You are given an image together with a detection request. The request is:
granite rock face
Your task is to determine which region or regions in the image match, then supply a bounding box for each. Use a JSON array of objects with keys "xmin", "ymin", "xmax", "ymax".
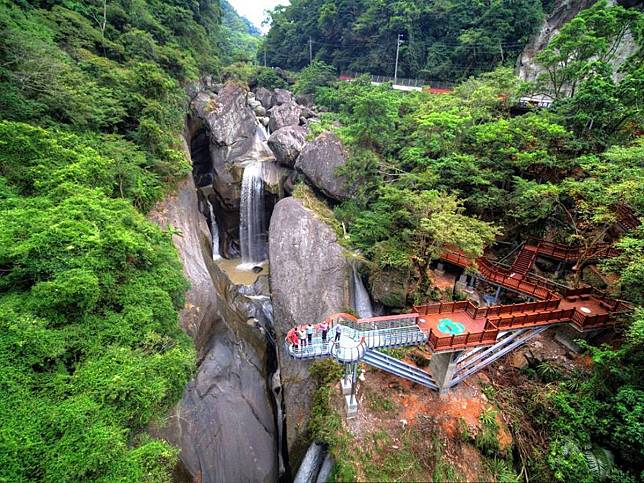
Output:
[
  {"xmin": 268, "ymin": 101, "xmax": 303, "ymax": 132},
  {"xmin": 255, "ymin": 86, "xmax": 275, "ymax": 109},
  {"xmin": 273, "ymin": 88, "xmax": 295, "ymax": 106},
  {"xmin": 268, "ymin": 125, "xmax": 308, "ymax": 167},
  {"xmin": 269, "ymin": 197, "xmax": 350, "ymax": 465},
  {"xmin": 188, "ymin": 82, "xmax": 278, "ymax": 257},
  {"xmin": 295, "ymin": 132, "xmax": 351, "ymax": 201},
  {"xmin": 149, "ymin": 169, "xmax": 278, "ymax": 483},
  {"xmin": 517, "ymin": 0, "xmax": 594, "ymax": 82}
]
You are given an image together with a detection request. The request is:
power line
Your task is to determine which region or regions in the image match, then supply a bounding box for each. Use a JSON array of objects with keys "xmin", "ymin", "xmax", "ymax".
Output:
[{"xmin": 309, "ymin": 39, "xmax": 528, "ymax": 49}]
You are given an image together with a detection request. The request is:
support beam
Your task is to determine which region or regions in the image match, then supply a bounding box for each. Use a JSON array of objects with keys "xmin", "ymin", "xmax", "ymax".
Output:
[
  {"xmin": 429, "ymin": 351, "xmax": 462, "ymax": 396},
  {"xmin": 342, "ymin": 363, "xmax": 359, "ymax": 418},
  {"xmin": 493, "ymin": 285, "xmax": 502, "ymax": 304}
]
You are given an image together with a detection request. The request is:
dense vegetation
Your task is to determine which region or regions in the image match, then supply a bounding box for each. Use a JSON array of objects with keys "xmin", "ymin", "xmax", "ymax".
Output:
[
  {"xmin": 220, "ymin": 0, "xmax": 261, "ymax": 62},
  {"xmin": 0, "ymin": 0, "xmax": 234, "ymax": 479},
  {"xmin": 263, "ymin": 0, "xmax": 551, "ymax": 81},
  {"xmin": 294, "ymin": 2, "xmax": 643, "ymax": 480}
]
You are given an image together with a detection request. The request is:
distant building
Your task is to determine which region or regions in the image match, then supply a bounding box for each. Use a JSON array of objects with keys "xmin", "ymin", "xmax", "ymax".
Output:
[{"xmin": 518, "ymin": 93, "xmax": 555, "ymax": 109}]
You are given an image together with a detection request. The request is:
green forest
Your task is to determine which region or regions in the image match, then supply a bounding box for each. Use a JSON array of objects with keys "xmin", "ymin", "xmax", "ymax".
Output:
[
  {"xmin": 0, "ymin": 0, "xmax": 227, "ymax": 479},
  {"xmin": 0, "ymin": 0, "xmax": 643, "ymax": 481},
  {"xmin": 263, "ymin": 0, "xmax": 551, "ymax": 80},
  {"xmin": 292, "ymin": 2, "xmax": 643, "ymax": 481}
]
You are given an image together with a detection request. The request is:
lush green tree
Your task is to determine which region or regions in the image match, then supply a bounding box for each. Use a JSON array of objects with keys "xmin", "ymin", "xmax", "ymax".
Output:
[
  {"xmin": 294, "ymin": 59, "xmax": 337, "ymax": 94},
  {"xmin": 0, "ymin": 121, "xmax": 194, "ymax": 481},
  {"xmin": 536, "ymin": 1, "xmax": 644, "ymax": 98},
  {"xmin": 263, "ymin": 0, "xmax": 545, "ymax": 82}
]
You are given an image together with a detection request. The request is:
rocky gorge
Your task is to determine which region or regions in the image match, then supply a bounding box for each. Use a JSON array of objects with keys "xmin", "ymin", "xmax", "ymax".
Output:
[{"xmin": 148, "ymin": 79, "xmax": 373, "ymax": 482}]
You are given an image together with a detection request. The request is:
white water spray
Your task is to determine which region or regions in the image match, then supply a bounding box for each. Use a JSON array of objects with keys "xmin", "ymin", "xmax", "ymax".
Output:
[
  {"xmin": 208, "ymin": 200, "xmax": 221, "ymax": 260},
  {"xmin": 239, "ymin": 161, "xmax": 267, "ymax": 269},
  {"xmin": 352, "ymin": 265, "xmax": 373, "ymax": 318}
]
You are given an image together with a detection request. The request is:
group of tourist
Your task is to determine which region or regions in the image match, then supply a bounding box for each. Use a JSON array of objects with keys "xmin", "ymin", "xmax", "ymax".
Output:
[{"xmin": 286, "ymin": 319, "xmax": 342, "ymax": 351}]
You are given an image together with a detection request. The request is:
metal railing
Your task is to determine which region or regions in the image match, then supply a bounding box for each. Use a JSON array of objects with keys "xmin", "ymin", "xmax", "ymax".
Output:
[
  {"xmin": 284, "ymin": 323, "xmax": 426, "ymax": 362},
  {"xmin": 339, "ymin": 72, "xmax": 456, "ymax": 90}
]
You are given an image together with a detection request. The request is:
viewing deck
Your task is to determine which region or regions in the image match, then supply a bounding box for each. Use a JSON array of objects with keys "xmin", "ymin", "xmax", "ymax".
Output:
[
  {"xmin": 285, "ymin": 285, "xmax": 629, "ymax": 359},
  {"xmin": 414, "ymin": 288, "xmax": 628, "ymax": 352}
]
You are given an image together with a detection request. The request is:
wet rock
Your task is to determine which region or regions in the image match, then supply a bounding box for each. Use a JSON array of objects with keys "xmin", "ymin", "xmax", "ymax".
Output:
[
  {"xmin": 370, "ymin": 267, "xmax": 410, "ymax": 308},
  {"xmin": 293, "ymin": 443, "xmax": 325, "ymax": 483},
  {"xmin": 149, "ymin": 166, "xmax": 278, "ymax": 482},
  {"xmin": 295, "ymin": 132, "xmax": 351, "ymax": 201},
  {"xmin": 269, "ymin": 197, "xmax": 350, "ymax": 465},
  {"xmin": 255, "ymin": 86, "xmax": 274, "ymax": 109},
  {"xmin": 269, "ymin": 102, "xmax": 303, "ymax": 131},
  {"xmin": 315, "ymin": 453, "xmax": 335, "ymax": 483},
  {"xmin": 163, "ymin": 324, "xmax": 278, "ymax": 483},
  {"xmin": 188, "ymin": 82, "xmax": 276, "ymax": 254},
  {"xmin": 268, "ymin": 125, "xmax": 308, "ymax": 167},
  {"xmin": 273, "ymin": 88, "xmax": 295, "ymax": 106}
]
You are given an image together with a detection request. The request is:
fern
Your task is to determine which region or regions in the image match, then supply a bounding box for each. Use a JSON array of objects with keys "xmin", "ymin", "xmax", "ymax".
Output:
[{"xmin": 583, "ymin": 446, "xmax": 614, "ymax": 479}]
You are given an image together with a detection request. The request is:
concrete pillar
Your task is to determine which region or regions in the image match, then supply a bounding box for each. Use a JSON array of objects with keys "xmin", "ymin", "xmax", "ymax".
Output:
[
  {"xmin": 340, "ymin": 363, "xmax": 353, "ymax": 395},
  {"xmin": 342, "ymin": 363, "xmax": 359, "ymax": 418},
  {"xmin": 454, "ymin": 274, "xmax": 468, "ymax": 294},
  {"xmin": 430, "ymin": 351, "xmax": 462, "ymax": 396}
]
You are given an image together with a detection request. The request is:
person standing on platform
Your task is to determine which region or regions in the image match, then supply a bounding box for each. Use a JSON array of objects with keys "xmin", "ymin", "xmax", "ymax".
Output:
[
  {"xmin": 319, "ymin": 320, "xmax": 329, "ymax": 344},
  {"xmin": 306, "ymin": 323, "xmax": 314, "ymax": 345},
  {"xmin": 298, "ymin": 327, "xmax": 306, "ymax": 348}
]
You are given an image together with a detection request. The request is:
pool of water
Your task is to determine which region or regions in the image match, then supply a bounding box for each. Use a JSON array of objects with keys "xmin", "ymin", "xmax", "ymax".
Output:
[{"xmin": 437, "ymin": 318, "xmax": 466, "ymax": 335}]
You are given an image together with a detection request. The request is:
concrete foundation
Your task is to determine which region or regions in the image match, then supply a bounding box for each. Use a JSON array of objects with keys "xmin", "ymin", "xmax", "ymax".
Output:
[
  {"xmin": 429, "ymin": 350, "xmax": 462, "ymax": 396},
  {"xmin": 344, "ymin": 395, "xmax": 358, "ymax": 419},
  {"xmin": 340, "ymin": 377, "xmax": 352, "ymax": 396}
]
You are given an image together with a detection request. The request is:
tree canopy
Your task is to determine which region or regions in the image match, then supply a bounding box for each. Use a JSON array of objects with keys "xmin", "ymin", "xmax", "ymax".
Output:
[{"xmin": 263, "ymin": 0, "xmax": 547, "ymax": 81}]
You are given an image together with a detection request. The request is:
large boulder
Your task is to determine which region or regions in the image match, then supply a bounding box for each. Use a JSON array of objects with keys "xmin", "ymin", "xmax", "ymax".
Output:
[
  {"xmin": 255, "ymin": 86, "xmax": 275, "ymax": 109},
  {"xmin": 295, "ymin": 132, "xmax": 351, "ymax": 201},
  {"xmin": 370, "ymin": 267, "xmax": 410, "ymax": 308},
  {"xmin": 189, "ymin": 83, "xmax": 274, "ymax": 210},
  {"xmin": 273, "ymin": 88, "xmax": 295, "ymax": 106},
  {"xmin": 268, "ymin": 102, "xmax": 302, "ymax": 132},
  {"xmin": 268, "ymin": 126, "xmax": 308, "ymax": 167},
  {"xmin": 189, "ymin": 82, "xmax": 278, "ymax": 256},
  {"xmin": 269, "ymin": 197, "xmax": 350, "ymax": 465}
]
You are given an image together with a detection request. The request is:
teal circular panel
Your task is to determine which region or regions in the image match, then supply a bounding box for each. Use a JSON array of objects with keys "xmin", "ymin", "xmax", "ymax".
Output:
[{"xmin": 437, "ymin": 318, "xmax": 466, "ymax": 335}]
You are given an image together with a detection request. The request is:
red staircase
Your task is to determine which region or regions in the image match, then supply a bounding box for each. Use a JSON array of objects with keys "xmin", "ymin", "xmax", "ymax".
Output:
[
  {"xmin": 614, "ymin": 204, "xmax": 640, "ymax": 234},
  {"xmin": 533, "ymin": 240, "xmax": 621, "ymax": 261},
  {"xmin": 510, "ymin": 244, "xmax": 538, "ymax": 275}
]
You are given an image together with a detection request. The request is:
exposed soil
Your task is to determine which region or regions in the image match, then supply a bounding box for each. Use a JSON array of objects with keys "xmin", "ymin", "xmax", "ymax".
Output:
[{"xmin": 328, "ymin": 328, "xmax": 592, "ymax": 481}]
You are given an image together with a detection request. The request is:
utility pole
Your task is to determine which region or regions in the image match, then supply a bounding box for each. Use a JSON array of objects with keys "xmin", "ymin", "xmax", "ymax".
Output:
[
  {"xmin": 309, "ymin": 37, "xmax": 313, "ymax": 65},
  {"xmin": 394, "ymin": 33, "xmax": 403, "ymax": 85}
]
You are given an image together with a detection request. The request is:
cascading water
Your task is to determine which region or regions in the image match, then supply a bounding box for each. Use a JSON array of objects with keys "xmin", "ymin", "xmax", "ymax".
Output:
[
  {"xmin": 352, "ymin": 264, "xmax": 374, "ymax": 318},
  {"xmin": 239, "ymin": 161, "xmax": 267, "ymax": 269},
  {"xmin": 207, "ymin": 200, "xmax": 221, "ymax": 260}
]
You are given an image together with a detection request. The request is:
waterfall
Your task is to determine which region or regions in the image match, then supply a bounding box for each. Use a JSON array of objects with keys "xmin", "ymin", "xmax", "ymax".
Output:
[
  {"xmin": 207, "ymin": 200, "xmax": 221, "ymax": 260},
  {"xmin": 352, "ymin": 265, "xmax": 373, "ymax": 318},
  {"xmin": 239, "ymin": 161, "xmax": 267, "ymax": 268}
]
